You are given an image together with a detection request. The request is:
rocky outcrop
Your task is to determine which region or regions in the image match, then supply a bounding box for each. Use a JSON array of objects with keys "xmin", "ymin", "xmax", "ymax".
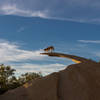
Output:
[
  {"xmin": 58, "ymin": 62, "xmax": 100, "ymax": 100},
  {"xmin": 0, "ymin": 72, "xmax": 59, "ymax": 100},
  {"xmin": 41, "ymin": 52, "xmax": 95, "ymax": 63},
  {"xmin": 1, "ymin": 62, "xmax": 100, "ymax": 100}
]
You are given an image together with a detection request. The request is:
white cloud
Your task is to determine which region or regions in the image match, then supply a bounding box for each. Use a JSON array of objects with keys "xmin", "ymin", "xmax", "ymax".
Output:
[
  {"xmin": 0, "ymin": 4, "xmax": 48, "ymax": 18},
  {"xmin": 0, "ymin": 0, "xmax": 100, "ymax": 23},
  {"xmin": 0, "ymin": 39, "xmax": 71, "ymax": 76},
  {"xmin": 0, "ymin": 39, "xmax": 46, "ymax": 63},
  {"xmin": 78, "ymin": 40, "xmax": 100, "ymax": 44},
  {"xmin": 12, "ymin": 63, "xmax": 66, "ymax": 76}
]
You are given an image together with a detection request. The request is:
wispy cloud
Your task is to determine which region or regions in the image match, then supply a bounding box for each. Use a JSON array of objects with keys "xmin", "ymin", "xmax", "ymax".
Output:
[
  {"xmin": 0, "ymin": 4, "xmax": 48, "ymax": 18},
  {"xmin": 0, "ymin": 39, "xmax": 46, "ymax": 63},
  {"xmin": 12, "ymin": 63, "xmax": 66, "ymax": 76},
  {"xmin": 0, "ymin": 39, "xmax": 70, "ymax": 75},
  {"xmin": 0, "ymin": 0, "xmax": 100, "ymax": 23},
  {"xmin": 78, "ymin": 40, "xmax": 100, "ymax": 44},
  {"xmin": 0, "ymin": 38, "xmax": 77, "ymax": 76},
  {"xmin": 17, "ymin": 27, "xmax": 25, "ymax": 32}
]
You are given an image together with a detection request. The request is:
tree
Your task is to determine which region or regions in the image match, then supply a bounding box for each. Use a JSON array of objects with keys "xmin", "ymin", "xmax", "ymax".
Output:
[
  {"xmin": 18, "ymin": 72, "xmax": 42, "ymax": 85},
  {"xmin": 0, "ymin": 64, "xmax": 16, "ymax": 94},
  {"xmin": 0, "ymin": 64, "xmax": 43, "ymax": 95},
  {"xmin": 8, "ymin": 76, "xmax": 20, "ymax": 89}
]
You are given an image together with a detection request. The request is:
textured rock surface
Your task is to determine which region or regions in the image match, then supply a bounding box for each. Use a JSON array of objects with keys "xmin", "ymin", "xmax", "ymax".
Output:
[
  {"xmin": 58, "ymin": 62, "xmax": 100, "ymax": 100},
  {"xmin": 0, "ymin": 73, "xmax": 59, "ymax": 100},
  {"xmin": 1, "ymin": 62, "xmax": 100, "ymax": 100}
]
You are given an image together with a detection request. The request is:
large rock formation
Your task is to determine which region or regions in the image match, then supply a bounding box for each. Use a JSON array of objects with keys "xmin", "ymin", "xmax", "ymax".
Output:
[
  {"xmin": 1, "ymin": 52, "xmax": 100, "ymax": 100},
  {"xmin": 0, "ymin": 72, "xmax": 59, "ymax": 100},
  {"xmin": 58, "ymin": 62, "xmax": 100, "ymax": 100},
  {"xmin": 1, "ymin": 62, "xmax": 100, "ymax": 100}
]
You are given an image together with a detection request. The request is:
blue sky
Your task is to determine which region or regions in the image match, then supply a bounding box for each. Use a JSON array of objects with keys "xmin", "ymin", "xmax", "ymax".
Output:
[{"xmin": 0, "ymin": 0, "xmax": 100, "ymax": 76}]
